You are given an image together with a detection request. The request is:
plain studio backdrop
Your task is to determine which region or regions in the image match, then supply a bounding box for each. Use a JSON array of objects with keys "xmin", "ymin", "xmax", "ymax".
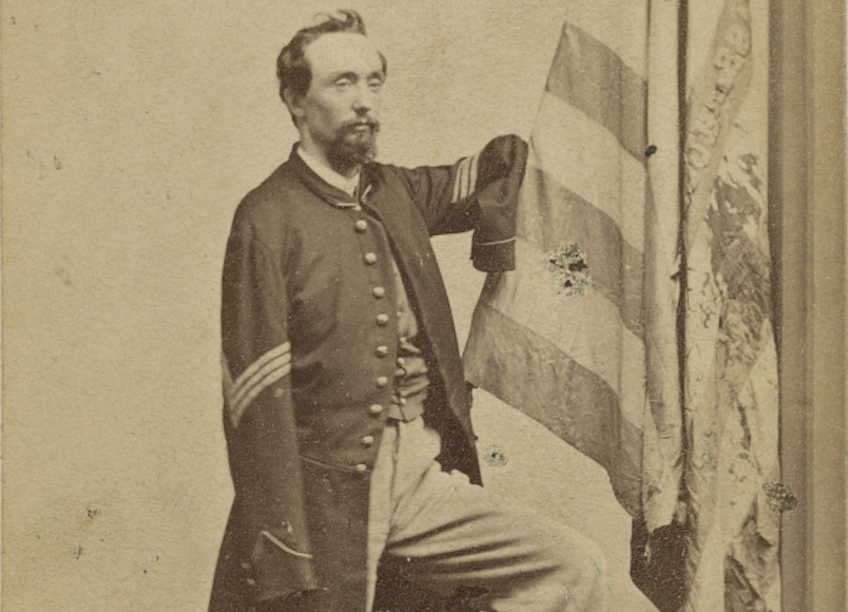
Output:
[{"xmin": 2, "ymin": 1, "xmax": 658, "ymax": 610}]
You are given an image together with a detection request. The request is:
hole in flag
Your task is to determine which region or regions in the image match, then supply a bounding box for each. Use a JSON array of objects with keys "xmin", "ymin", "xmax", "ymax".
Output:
[
  {"xmin": 763, "ymin": 482, "xmax": 798, "ymax": 512},
  {"xmin": 547, "ymin": 244, "xmax": 591, "ymax": 296},
  {"xmin": 482, "ymin": 445, "xmax": 508, "ymax": 467}
]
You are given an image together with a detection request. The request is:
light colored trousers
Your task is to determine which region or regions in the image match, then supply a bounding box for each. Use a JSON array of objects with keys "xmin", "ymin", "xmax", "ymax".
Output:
[{"xmin": 366, "ymin": 418, "xmax": 611, "ymax": 612}]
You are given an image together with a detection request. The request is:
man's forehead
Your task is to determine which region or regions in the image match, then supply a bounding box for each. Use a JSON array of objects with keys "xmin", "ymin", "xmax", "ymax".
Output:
[{"xmin": 305, "ymin": 32, "xmax": 384, "ymax": 75}]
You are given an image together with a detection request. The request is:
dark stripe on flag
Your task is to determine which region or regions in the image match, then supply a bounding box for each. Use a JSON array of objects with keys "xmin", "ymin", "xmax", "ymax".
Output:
[
  {"xmin": 466, "ymin": 302, "xmax": 644, "ymax": 516},
  {"xmin": 518, "ymin": 165, "xmax": 645, "ymax": 340},
  {"xmin": 546, "ymin": 22, "xmax": 647, "ymax": 160}
]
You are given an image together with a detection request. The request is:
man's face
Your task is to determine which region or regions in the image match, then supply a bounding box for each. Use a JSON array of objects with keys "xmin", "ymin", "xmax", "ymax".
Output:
[{"xmin": 290, "ymin": 32, "xmax": 385, "ymax": 174}]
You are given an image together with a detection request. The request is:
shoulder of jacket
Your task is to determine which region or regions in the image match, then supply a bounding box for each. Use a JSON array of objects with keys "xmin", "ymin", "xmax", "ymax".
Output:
[
  {"xmin": 228, "ymin": 162, "xmax": 306, "ymax": 248},
  {"xmin": 364, "ymin": 161, "xmax": 418, "ymax": 198},
  {"xmin": 235, "ymin": 159, "xmax": 313, "ymax": 219}
]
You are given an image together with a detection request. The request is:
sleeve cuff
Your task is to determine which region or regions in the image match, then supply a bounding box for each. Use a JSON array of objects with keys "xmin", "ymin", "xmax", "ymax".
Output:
[{"xmin": 471, "ymin": 237, "xmax": 516, "ymax": 272}]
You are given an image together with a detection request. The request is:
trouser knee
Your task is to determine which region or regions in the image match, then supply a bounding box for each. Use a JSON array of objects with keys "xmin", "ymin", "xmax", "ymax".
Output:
[{"xmin": 541, "ymin": 526, "xmax": 609, "ymax": 606}]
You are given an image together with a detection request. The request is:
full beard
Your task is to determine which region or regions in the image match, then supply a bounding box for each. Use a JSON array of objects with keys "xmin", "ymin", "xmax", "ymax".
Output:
[{"xmin": 327, "ymin": 119, "xmax": 380, "ymax": 175}]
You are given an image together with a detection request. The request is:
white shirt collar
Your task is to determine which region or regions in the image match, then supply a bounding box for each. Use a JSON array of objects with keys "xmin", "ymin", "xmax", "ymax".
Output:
[{"xmin": 296, "ymin": 145, "xmax": 360, "ymax": 199}]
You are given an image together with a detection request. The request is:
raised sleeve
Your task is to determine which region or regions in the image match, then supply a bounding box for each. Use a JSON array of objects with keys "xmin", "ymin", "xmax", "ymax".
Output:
[
  {"xmin": 395, "ymin": 134, "xmax": 528, "ymax": 271},
  {"xmin": 220, "ymin": 214, "xmax": 318, "ymax": 602}
]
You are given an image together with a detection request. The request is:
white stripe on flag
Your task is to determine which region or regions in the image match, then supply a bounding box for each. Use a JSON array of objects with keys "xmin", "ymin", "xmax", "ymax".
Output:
[
  {"xmin": 495, "ymin": 239, "xmax": 648, "ymax": 425},
  {"xmin": 530, "ymin": 92, "xmax": 646, "ymax": 251}
]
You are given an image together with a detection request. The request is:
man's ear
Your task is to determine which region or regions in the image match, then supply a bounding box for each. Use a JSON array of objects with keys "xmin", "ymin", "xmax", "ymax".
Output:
[{"xmin": 282, "ymin": 88, "xmax": 306, "ymax": 121}]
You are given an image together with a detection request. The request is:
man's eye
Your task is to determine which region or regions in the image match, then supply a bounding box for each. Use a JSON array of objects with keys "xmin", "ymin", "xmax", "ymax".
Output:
[
  {"xmin": 368, "ymin": 80, "xmax": 384, "ymax": 91},
  {"xmin": 335, "ymin": 80, "xmax": 352, "ymax": 90}
]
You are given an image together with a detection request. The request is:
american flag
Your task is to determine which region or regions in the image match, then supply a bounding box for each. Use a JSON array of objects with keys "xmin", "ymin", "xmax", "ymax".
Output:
[{"xmin": 463, "ymin": 1, "xmax": 780, "ymax": 609}]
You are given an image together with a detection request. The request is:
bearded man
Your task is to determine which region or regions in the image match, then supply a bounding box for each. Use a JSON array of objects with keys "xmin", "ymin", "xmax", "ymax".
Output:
[{"xmin": 210, "ymin": 10, "xmax": 609, "ymax": 612}]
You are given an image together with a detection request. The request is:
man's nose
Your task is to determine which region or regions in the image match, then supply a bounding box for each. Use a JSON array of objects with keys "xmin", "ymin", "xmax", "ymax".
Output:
[{"xmin": 352, "ymin": 84, "xmax": 378, "ymax": 114}]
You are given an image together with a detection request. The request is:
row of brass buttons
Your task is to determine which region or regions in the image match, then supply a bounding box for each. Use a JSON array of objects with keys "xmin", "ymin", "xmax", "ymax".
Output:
[{"xmin": 356, "ymin": 217, "xmax": 387, "ymax": 474}]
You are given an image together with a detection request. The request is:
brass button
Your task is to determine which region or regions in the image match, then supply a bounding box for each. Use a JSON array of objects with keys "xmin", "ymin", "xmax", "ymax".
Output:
[
  {"xmin": 399, "ymin": 397, "xmax": 407, "ymax": 406},
  {"xmin": 376, "ymin": 313, "xmax": 389, "ymax": 326},
  {"xmin": 362, "ymin": 435, "xmax": 375, "ymax": 447},
  {"xmin": 246, "ymin": 578, "xmax": 256, "ymax": 587},
  {"xmin": 241, "ymin": 562, "xmax": 251, "ymax": 571},
  {"xmin": 355, "ymin": 220, "xmax": 368, "ymax": 232},
  {"xmin": 396, "ymin": 357, "xmax": 407, "ymax": 366},
  {"xmin": 375, "ymin": 345, "xmax": 389, "ymax": 357},
  {"xmin": 399, "ymin": 336, "xmax": 407, "ymax": 344},
  {"xmin": 376, "ymin": 376, "xmax": 388, "ymax": 388},
  {"xmin": 364, "ymin": 252, "xmax": 378, "ymax": 265},
  {"xmin": 372, "ymin": 286, "xmax": 386, "ymax": 299},
  {"xmin": 355, "ymin": 463, "xmax": 368, "ymax": 473},
  {"xmin": 369, "ymin": 403, "xmax": 384, "ymax": 415}
]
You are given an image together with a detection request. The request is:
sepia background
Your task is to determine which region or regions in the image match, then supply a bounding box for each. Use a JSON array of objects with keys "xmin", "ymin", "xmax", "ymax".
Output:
[{"xmin": 1, "ymin": 1, "xmax": 667, "ymax": 610}]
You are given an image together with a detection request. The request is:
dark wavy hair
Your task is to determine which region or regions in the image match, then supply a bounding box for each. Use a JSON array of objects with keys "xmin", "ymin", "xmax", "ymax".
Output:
[{"xmin": 276, "ymin": 10, "xmax": 387, "ymax": 117}]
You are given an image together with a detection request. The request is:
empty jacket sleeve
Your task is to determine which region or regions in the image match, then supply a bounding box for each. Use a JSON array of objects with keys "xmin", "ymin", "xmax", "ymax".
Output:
[{"xmin": 395, "ymin": 134, "xmax": 528, "ymax": 272}]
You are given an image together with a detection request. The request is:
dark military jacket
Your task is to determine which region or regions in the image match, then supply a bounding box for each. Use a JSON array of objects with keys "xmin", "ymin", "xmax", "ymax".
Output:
[{"xmin": 210, "ymin": 136, "xmax": 527, "ymax": 612}]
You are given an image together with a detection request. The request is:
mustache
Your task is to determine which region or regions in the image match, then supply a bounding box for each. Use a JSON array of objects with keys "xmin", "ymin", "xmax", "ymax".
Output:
[{"xmin": 340, "ymin": 118, "xmax": 380, "ymax": 133}]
